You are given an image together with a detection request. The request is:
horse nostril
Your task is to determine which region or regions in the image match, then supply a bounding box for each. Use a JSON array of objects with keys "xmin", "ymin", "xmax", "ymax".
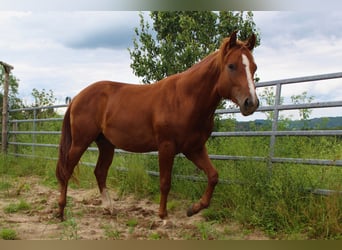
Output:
[{"xmin": 244, "ymin": 98, "xmax": 250, "ymax": 108}]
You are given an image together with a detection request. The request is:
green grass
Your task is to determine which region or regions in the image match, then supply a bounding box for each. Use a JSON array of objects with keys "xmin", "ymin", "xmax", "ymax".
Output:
[
  {"xmin": 102, "ymin": 224, "xmax": 121, "ymax": 240},
  {"xmin": 4, "ymin": 199, "xmax": 31, "ymax": 214},
  {"xmin": 126, "ymin": 218, "xmax": 138, "ymax": 234},
  {"xmin": 59, "ymin": 197, "xmax": 80, "ymax": 240},
  {"xmin": 0, "ymin": 181, "xmax": 12, "ymax": 191},
  {"xmin": 126, "ymin": 218, "xmax": 138, "ymax": 227},
  {"xmin": 149, "ymin": 232, "xmax": 161, "ymax": 240},
  {"xmin": 0, "ymin": 228, "xmax": 18, "ymax": 240},
  {"xmin": 204, "ymin": 161, "xmax": 342, "ymax": 239}
]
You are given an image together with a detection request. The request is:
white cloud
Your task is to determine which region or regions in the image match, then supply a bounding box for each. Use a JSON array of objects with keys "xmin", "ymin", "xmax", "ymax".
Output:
[
  {"xmin": 255, "ymin": 36, "xmax": 342, "ymax": 79},
  {"xmin": 253, "ymin": 11, "xmax": 342, "ymax": 101},
  {"xmin": 0, "ymin": 0, "xmax": 118, "ymax": 11},
  {"xmin": 250, "ymin": 11, "xmax": 342, "ymax": 120},
  {"xmin": 15, "ymin": 47, "xmax": 139, "ymax": 104},
  {"xmin": 0, "ymin": 11, "xmax": 141, "ymax": 104},
  {"xmin": 0, "ymin": 11, "xmax": 139, "ymax": 50}
]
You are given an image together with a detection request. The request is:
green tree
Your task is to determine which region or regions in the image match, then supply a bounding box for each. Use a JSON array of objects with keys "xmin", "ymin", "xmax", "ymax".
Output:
[
  {"xmin": 290, "ymin": 91, "xmax": 314, "ymax": 129},
  {"xmin": 290, "ymin": 91, "xmax": 314, "ymax": 121},
  {"xmin": 31, "ymin": 88, "xmax": 56, "ymax": 107},
  {"xmin": 129, "ymin": 11, "xmax": 260, "ymax": 84},
  {"xmin": 259, "ymin": 87, "xmax": 315, "ymax": 130},
  {"xmin": 259, "ymin": 87, "xmax": 284, "ymax": 121},
  {"xmin": 30, "ymin": 88, "xmax": 57, "ymax": 118},
  {"xmin": 0, "ymin": 66, "xmax": 23, "ymax": 110}
]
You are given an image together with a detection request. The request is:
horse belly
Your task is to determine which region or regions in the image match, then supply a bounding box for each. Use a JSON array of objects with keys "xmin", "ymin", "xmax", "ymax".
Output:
[
  {"xmin": 116, "ymin": 134, "xmax": 157, "ymax": 153},
  {"xmin": 103, "ymin": 121, "xmax": 157, "ymax": 153}
]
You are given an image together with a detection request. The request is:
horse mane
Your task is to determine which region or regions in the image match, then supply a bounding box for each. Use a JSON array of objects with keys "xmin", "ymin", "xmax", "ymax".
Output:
[
  {"xmin": 184, "ymin": 51, "xmax": 220, "ymax": 75},
  {"xmin": 184, "ymin": 36, "xmax": 246, "ymax": 76}
]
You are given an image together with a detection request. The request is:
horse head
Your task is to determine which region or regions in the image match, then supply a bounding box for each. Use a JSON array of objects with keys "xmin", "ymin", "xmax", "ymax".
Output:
[{"xmin": 217, "ymin": 31, "xmax": 259, "ymax": 116}]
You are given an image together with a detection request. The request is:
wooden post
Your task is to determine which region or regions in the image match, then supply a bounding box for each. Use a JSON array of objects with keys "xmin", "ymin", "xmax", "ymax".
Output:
[
  {"xmin": 1, "ymin": 61, "xmax": 14, "ymax": 154},
  {"xmin": 12, "ymin": 122, "xmax": 18, "ymax": 156}
]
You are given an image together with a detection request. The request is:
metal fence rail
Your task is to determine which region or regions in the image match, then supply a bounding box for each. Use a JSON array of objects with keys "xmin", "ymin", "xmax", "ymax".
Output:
[{"xmin": 5, "ymin": 72, "xmax": 342, "ymax": 170}]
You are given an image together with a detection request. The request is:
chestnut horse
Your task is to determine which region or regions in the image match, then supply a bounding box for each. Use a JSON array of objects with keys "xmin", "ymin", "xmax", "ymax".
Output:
[{"xmin": 56, "ymin": 31, "xmax": 259, "ymax": 221}]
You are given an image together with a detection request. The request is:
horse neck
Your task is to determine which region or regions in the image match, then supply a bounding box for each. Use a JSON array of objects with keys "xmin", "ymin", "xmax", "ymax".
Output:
[{"xmin": 180, "ymin": 52, "xmax": 222, "ymax": 118}]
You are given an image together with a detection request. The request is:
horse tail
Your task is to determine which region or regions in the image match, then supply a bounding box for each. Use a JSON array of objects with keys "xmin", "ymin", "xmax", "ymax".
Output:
[{"xmin": 56, "ymin": 106, "xmax": 72, "ymax": 184}]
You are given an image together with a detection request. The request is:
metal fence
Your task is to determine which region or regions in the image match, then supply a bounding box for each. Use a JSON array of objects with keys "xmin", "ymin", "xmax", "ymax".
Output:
[
  {"xmin": 213, "ymin": 72, "xmax": 342, "ymax": 168},
  {"xmin": 5, "ymin": 72, "xmax": 342, "ymax": 176}
]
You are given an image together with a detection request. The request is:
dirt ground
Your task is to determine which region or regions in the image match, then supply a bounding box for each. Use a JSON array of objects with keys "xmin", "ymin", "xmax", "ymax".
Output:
[{"xmin": 0, "ymin": 176, "xmax": 268, "ymax": 240}]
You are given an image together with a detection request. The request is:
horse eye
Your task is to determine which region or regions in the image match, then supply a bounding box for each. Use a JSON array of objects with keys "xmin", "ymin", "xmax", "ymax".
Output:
[{"xmin": 228, "ymin": 64, "xmax": 236, "ymax": 70}]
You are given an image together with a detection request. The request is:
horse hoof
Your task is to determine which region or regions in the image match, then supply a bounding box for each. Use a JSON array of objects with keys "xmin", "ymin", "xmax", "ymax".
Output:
[
  {"xmin": 159, "ymin": 212, "xmax": 168, "ymax": 220},
  {"xmin": 187, "ymin": 205, "xmax": 195, "ymax": 217},
  {"xmin": 55, "ymin": 212, "xmax": 64, "ymax": 222}
]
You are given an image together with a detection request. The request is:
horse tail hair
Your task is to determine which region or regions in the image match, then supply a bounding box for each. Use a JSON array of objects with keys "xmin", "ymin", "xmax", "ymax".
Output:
[{"xmin": 56, "ymin": 106, "xmax": 72, "ymax": 184}]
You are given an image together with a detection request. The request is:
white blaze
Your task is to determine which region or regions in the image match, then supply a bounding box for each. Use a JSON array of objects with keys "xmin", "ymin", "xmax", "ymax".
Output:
[{"xmin": 242, "ymin": 54, "xmax": 256, "ymax": 102}]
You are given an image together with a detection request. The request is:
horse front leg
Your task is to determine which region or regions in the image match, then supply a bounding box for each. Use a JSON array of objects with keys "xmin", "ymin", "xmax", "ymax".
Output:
[
  {"xmin": 185, "ymin": 146, "xmax": 218, "ymax": 217},
  {"xmin": 158, "ymin": 141, "xmax": 176, "ymax": 219}
]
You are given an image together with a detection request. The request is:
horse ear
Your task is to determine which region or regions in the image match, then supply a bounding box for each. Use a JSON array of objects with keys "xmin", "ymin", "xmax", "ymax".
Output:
[
  {"xmin": 246, "ymin": 33, "xmax": 256, "ymax": 51},
  {"xmin": 220, "ymin": 31, "xmax": 238, "ymax": 67},
  {"xmin": 228, "ymin": 30, "xmax": 238, "ymax": 49}
]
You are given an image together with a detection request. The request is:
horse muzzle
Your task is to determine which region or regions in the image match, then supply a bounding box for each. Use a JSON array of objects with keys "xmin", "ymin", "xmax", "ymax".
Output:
[{"xmin": 240, "ymin": 97, "xmax": 259, "ymax": 116}]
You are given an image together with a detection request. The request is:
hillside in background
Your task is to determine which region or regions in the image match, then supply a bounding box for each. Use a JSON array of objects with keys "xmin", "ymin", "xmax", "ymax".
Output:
[
  {"xmin": 219, "ymin": 117, "xmax": 342, "ymax": 131},
  {"xmin": 285, "ymin": 117, "xmax": 342, "ymax": 130}
]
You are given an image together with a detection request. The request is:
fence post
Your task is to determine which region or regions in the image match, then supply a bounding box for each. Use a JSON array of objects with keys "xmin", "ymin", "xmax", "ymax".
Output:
[
  {"xmin": 1, "ymin": 61, "xmax": 14, "ymax": 154},
  {"xmin": 32, "ymin": 108, "xmax": 37, "ymax": 156},
  {"xmin": 12, "ymin": 122, "xmax": 18, "ymax": 156},
  {"xmin": 268, "ymin": 82, "xmax": 282, "ymax": 174}
]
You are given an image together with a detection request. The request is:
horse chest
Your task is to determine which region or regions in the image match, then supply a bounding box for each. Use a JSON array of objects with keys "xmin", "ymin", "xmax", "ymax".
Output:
[{"xmin": 174, "ymin": 117, "xmax": 213, "ymax": 152}]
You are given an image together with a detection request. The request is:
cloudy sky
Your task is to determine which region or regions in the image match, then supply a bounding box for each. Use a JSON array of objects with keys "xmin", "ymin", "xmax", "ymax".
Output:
[{"xmin": 0, "ymin": 10, "xmax": 341, "ymax": 119}]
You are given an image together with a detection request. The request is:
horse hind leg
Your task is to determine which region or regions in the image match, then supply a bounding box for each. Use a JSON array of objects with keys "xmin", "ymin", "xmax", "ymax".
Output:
[
  {"xmin": 56, "ymin": 144, "xmax": 89, "ymax": 220},
  {"xmin": 94, "ymin": 135, "xmax": 115, "ymax": 213}
]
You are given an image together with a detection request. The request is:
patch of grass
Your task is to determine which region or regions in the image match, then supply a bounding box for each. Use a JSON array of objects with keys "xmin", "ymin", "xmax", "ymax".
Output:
[
  {"xmin": 126, "ymin": 218, "xmax": 138, "ymax": 227},
  {"xmin": 4, "ymin": 199, "xmax": 31, "ymax": 213},
  {"xmin": 0, "ymin": 181, "xmax": 12, "ymax": 191},
  {"xmin": 14, "ymin": 181, "xmax": 31, "ymax": 196},
  {"xmin": 60, "ymin": 207, "xmax": 80, "ymax": 240},
  {"xmin": 196, "ymin": 221, "xmax": 220, "ymax": 240},
  {"xmin": 205, "ymin": 161, "xmax": 342, "ymax": 239},
  {"xmin": 0, "ymin": 179, "xmax": 12, "ymax": 198},
  {"xmin": 166, "ymin": 199, "xmax": 182, "ymax": 213},
  {"xmin": 149, "ymin": 232, "xmax": 161, "ymax": 240},
  {"xmin": 113, "ymin": 157, "xmax": 157, "ymax": 198},
  {"xmin": 202, "ymin": 207, "xmax": 232, "ymax": 223},
  {"xmin": 0, "ymin": 228, "xmax": 18, "ymax": 240},
  {"xmin": 126, "ymin": 218, "xmax": 138, "ymax": 234},
  {"xmin": 102, "ymin": 224, "xmax": 121, "ymax": 240}
]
